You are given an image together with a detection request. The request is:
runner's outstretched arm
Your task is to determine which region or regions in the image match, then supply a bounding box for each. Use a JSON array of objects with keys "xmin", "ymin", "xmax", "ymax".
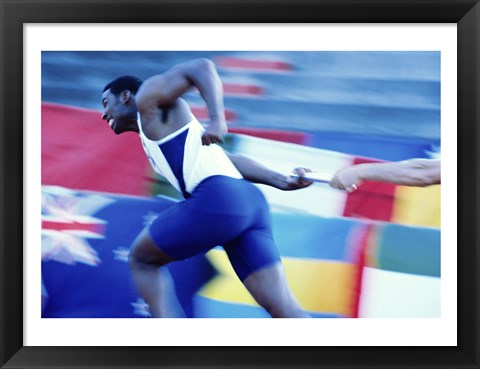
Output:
[
  {"xmin": 327, "ymin": 158, "xmax": 441, "ymax": 191},
  {"xmin": 227, "ymin": 153, "xmax": 313, "ymax": 191}
]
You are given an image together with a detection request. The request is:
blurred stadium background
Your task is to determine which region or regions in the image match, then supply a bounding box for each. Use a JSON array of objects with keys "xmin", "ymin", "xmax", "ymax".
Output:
[{"xmin": 41, "ymin": 51, "xmax": 440, "ymax": 318}]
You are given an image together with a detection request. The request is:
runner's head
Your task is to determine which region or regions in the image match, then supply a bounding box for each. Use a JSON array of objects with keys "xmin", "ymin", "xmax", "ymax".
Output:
[{"xmin": 101, "ymin": 76, "xmax": 143, "ymax": 134}]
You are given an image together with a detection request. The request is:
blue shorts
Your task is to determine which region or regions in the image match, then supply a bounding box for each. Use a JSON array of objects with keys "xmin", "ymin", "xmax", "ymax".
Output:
[{"xmin": 148, "ymin": 175, "xmax": 281, "ymax": 281}]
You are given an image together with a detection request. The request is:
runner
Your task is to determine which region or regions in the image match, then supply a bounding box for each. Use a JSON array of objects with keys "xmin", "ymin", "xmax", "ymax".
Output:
[{"xmin": 101, "ymin": 58, "xmax": 312, "ymax": 317}]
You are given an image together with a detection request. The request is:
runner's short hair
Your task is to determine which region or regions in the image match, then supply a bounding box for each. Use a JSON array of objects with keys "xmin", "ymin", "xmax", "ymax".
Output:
[{"xmin": 103, "ymin": 76, "xmax": 143, "ymax": 96}]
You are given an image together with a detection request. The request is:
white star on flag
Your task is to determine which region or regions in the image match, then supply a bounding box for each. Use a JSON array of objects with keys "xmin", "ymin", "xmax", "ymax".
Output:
[
  {"xmin": 113, "ymin": 247, "xmax": 130, "ymax": 263},
  {"xmin": 131, "ymin": 298, "xmax": 152, "ymax": 317},
  {"xmin": 142, "ymin": 211, "xmax": 159, "ymax": 226}
]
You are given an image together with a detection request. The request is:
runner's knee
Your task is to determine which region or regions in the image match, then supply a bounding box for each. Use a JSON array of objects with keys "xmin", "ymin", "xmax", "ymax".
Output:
[{"xmin": 129, "ymin": 231, "xmax": 174, "ymax": 268}]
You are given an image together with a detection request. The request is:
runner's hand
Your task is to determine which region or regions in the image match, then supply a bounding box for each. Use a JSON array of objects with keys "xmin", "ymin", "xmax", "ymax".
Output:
[
  {"xmin": 283, "ymin": 174, "xmax": 313, "ymax": 191},
  {"xmin": 329, "ymin": 167, "xmax": 362, "ymax": 192},
  {"xmin": 202, "ymin": 123, "xmax": 227, "ymax": 145}
]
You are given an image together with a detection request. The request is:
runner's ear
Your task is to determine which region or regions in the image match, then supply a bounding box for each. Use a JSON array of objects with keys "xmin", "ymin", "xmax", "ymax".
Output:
[{"xmin": 120, "ymin": 90, "xmax": 132, "ymax": 104}]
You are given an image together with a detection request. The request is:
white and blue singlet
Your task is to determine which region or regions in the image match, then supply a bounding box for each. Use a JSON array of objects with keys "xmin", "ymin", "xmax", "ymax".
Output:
[{"xmin": 138, "ymin": 115, "xmax": 281, "ymax": 281}]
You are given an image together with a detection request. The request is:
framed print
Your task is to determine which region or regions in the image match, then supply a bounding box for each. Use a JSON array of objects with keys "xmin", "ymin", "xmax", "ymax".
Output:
[{"xmin": 1, "ymin": 0, "xmax": 479, "ymax": 368}]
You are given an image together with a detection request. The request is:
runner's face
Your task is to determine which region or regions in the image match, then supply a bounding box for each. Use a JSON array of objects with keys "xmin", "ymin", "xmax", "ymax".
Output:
[{"xmin": 101, "ymin": 89, "xmax": 136, "ymax": 134}]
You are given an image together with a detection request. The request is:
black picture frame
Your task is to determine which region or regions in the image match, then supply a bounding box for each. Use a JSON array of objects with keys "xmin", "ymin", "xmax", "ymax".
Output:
[{"xmin": 1, "ymin": 1, "xmax": 479, "ymax": 368}]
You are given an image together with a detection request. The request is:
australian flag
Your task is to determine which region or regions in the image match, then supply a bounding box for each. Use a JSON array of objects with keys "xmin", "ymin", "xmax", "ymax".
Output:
[{"xmin": 41, "ymin": 186, "xmax": 215, "ymax": 318}]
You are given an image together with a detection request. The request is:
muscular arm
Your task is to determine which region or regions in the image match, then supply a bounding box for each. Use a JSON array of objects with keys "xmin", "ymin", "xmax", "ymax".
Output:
[
  {"xmin": 227, "ymin": 153, "xmax": 312, "ymax": 191},
  {"xmin": 135, "ymin": 58, "xmax": 227, "ymax": 144},
  {"xmin": 329, "ymin": 158, "xmax": 441, "ymax": 190}
]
